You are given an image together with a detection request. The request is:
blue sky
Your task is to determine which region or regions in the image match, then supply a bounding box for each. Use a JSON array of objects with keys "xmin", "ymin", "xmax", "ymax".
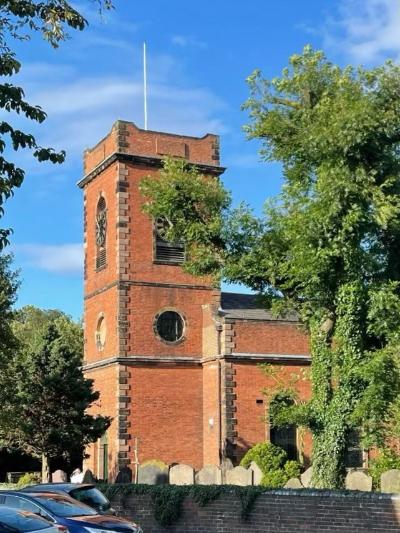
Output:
[{"xmin": 3, "ymin": 0, "xmax": 400, "ymax": 319}]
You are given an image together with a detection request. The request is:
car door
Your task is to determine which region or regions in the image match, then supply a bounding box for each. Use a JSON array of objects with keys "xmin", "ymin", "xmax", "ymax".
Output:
[{"xmin": 2, "ymin": 495, "xmax": 54, "ymax": 523}]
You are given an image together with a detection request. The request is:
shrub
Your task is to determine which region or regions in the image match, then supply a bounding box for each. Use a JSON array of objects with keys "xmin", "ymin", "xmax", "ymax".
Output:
[
  {"xmin": 16, "ymin": 472, "xmax": 41, "ymax": 488},
  {"xmin": 240, "ymin": 442, "xmax": 301, "ymax": 488},
  {"xmin": 368, "ymin": 449, "xmax": 400, "ymax": 490}
]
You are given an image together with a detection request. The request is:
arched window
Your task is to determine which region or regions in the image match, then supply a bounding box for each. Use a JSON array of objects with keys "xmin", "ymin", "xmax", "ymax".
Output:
[
  {"xmin": 95, "ymin": 196, "xmax": 107, "ymax": 270},
  {"xmin": 269, "ymin": 395, "xmax": 298, "ymax": 460},
  {"xmin": 154, "ymin": 216, "xmax": 185, "ymax": 264}
]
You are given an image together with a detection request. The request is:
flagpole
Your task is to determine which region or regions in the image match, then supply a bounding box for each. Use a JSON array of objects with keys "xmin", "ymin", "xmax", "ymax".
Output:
[{"xmin": 143, "ymin": 42, "xmax": 148, "ymax": 130}]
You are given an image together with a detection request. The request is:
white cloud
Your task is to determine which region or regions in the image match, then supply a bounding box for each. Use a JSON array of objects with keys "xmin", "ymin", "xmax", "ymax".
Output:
[
  {"xmin": 22, "ymin": 69, "xmax": 227, "ymax": 155},
  {"xmin": 15, "ymin": 244, "xmax": 83, "ymax": 274},
  {"xmin": 324, "ymin": 0, "xmax": 400, "ymax": 62},
  {"xmin": 171, "ymin": 35, "xmax": 206, "ymax": 48}
]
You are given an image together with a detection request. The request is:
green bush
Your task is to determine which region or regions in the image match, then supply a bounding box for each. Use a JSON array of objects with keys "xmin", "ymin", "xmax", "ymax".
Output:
[
  {"xmin": 368, "ymin": 449, "xmax": 400, "ymax": 490},
  {"xmin": 240, "ymin": 442, "xmax": 301, "ymax": 488},
  {"xmin": 16, "ymin": 472, "xmax": 41, "ymax": 488}
]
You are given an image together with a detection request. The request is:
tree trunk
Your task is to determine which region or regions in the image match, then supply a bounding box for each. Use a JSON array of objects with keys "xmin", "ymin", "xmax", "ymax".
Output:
[
  {"xmin": 311, "ymin": 421, "xmax": 347, "ymax": 489},
  {"xmin": 41, "ymin": 454, "xmax": 50, "ymax": 482}
]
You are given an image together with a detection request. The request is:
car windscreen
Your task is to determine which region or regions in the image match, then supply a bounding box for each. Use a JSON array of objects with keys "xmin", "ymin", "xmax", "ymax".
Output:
[
  {"xmin": 69, "ymin": 487, "xmax": 110, "ymax": 510},
  {"xmin": 0, "ymin": 508, "xmax": 52, "ymax": 532},
  {"xmin": 28, "ymin": 494, "xmax": 97, "ymax": 517}
]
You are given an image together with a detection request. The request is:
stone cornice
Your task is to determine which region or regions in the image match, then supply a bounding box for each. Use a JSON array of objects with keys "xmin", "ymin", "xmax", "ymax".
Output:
[
  {"xmin": 84, "ymin": 279, "xmax": 215, "ymax": 300},
  {"xmin": 83, "ymin": 352, "xmax": 311, "ymax": 372},
  {"xmin": 77, "ymin": 152, "xmax": 226, "ymax": 189}
]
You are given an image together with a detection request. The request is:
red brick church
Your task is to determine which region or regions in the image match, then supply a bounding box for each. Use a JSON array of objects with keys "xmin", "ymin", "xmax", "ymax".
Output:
[{"xmin": 79, "ymin": 121, "xmax": 312, "ymax": 481}]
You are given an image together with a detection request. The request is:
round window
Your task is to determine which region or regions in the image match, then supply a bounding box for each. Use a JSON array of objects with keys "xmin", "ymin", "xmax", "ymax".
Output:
[{"xmin": 155, "ymin": 311, "xmax": 185, "ymax": 343}]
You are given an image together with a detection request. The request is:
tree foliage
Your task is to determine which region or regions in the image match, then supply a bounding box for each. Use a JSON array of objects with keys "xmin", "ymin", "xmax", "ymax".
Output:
[
  {"xmin": 141, "ymin": 46, "xmax": 400, "ymax": 488},
  {"xmin": 1, "ymin": 308, "xmax": 111, "ymax": 479},
  {"xmin": 0, "ymin": 0, "xmax": 113, "ymax": 248}
]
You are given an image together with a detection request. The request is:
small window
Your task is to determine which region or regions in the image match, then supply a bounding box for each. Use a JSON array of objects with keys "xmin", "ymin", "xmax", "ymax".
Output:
[
  {"xmin": 95, "ymin": 315, "xmax": 106, "ymax": 350},
  {"xmin": 344, "ymin": 428, "xmax": 363, "ymax": 468},
  {"xmin": 154, "ymin": 217, "xmax": 185, "ymax": 264},
  {"xmin": 269, "ymin": 396, "xmax": 298, "ymax": 460},
  {"xmin": 95, "ymin": 196, "xmax": 107, "ymax": 270},
  {"xmin": 154, "ymin": 310, "xmax": 185, "ymax": 343}
]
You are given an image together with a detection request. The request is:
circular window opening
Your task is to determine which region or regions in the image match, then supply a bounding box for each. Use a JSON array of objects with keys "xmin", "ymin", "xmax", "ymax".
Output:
[
  {"xmin": 155, "ymin": 311, "xmax": 185, "ymax": 343},
  {"xmin": 96, "ymin": 315, "xmax": 107, "ymax": 349}
]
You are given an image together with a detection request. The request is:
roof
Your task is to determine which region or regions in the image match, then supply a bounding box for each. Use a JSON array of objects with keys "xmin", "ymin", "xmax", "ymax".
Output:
[{"xmin": 220, "ymin": 292, "xmax": 299, "ymax": 322}]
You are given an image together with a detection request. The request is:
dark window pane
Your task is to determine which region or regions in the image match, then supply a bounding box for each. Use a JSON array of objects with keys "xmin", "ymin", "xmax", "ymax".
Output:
[
  {"xmin": 270, "ymin": 425, "xmax": 298, "ymax": 460},
  {"xmin": 269, "ymin": 396, "xmax": 298, "ymax": 460},
  {"xmin": 344, "ymin": 429, "xmax": 363, "ymax": 468},
  {"xmin": 156, "ymin": 311, "xmax": 184, "ymax": 342}
]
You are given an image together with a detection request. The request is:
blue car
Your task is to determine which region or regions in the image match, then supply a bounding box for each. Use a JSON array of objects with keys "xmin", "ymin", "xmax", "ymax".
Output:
[{"xmin": 0, "ymin": 491, "xmax": 142, "ymax": 533}]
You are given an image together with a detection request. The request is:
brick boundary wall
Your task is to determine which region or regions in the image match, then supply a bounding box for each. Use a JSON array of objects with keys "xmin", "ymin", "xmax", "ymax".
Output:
[{"xmin": 111, "ymin": 489, "xmax": 400, "ymax": 532}]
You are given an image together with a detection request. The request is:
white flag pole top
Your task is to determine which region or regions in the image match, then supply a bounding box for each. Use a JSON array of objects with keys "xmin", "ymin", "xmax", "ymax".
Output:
[{"xmin": 143, "ymin": 42, "xmax": 148, "ymax": 130}]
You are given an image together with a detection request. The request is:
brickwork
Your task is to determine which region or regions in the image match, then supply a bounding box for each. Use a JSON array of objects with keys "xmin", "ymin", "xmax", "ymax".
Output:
[
  {"xmin": 83, "ymin": 121, "xmax": 220, "ymax": 175},
  {"xmin": 233, "ymin": 361, "xmax": 312, "ymax": 463},
  {"xmin": 83, "ymin": 365, "xmax": 118, "ymax": 478},
  {"xmin": 112, "ymin": 490, "xmax": 400, "ymax": 533},
  {"xmin": 127, "ymin": 365, "xmax": 203, "ymax": 469},
  {"xmin": 234, "ymin": 320, "xmax": 310, "ymax": 355}
]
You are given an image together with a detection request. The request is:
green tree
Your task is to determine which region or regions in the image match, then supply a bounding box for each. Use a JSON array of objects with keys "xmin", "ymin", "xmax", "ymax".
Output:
[
  {"xmin": 2, "ymin": 314, "xmax": 110, "ymax": 481},
  {"xmin": 0, "ymin": 0, "xmax": 113, "ymax": 248},
  {"xmin": 0, "ymin": 253, "xmax": 19, "ymax": 427},
  {"xmin": 140, "ymin": 47, "xmax": 400, "ymax": 488}
]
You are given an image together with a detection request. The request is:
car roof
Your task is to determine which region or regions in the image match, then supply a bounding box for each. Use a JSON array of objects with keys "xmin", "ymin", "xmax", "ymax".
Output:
[{"xmin": 23, "ymin": 483, "xmax": 95, "ymax": 492}]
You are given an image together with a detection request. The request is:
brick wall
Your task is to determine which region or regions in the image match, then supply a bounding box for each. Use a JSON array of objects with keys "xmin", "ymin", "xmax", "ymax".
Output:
[
  {"xmin": 111, "ymin": 489, "xmax": 400, "ymax": 532},
  {"xmin": 128, "ymin": 365, "xmax": 204, "ymax": 469},
  {"xmin": 234, "ymin": 320, "xmax": 310, "ymax": 354},
  {"xmin": 233, "ymin": 361, "xmax": 312, "ymax": 463}
]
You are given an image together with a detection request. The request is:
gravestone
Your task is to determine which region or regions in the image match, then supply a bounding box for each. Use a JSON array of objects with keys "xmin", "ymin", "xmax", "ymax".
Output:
[
  {"xmin": 345, "ymin": 471, "xmax": 372, "ymax": 491},
  {"xmin": 225, "ymin": 466, "xmax": 253, "ymax": 486},
  {"xmin": 195, "ymin": 465, "xmax": 222, "ymax": 485},
  {"xmin": 82, "ymin": 469, "xmax": 96, "ymax": 483},
  {"xmin": 249, "ymin": 461, "xmax": 263, "ymax": 486},
  {"xmin": 284, "ymin": 477, "xmax": 303, "ymax": 489},
  {"xmin": 52, "ymin": 470, "xmax": 68, "ymax": 482},
  {"xmin": 381, "ymin": 469, "xmax": 400, "ymax": 493},
  {"xmin": 115, "ymin": 466, "xmax": 133, "ymax": 484},
  {"xmin": 169, "ymin": 464, "xmax": 195, "ymax": 485},
  {"xmin": 70, "ymin": 468, "xmax": 83, "ymax": 483},
  {"xmin": 300, "ymin": 466, "xmax": 313, "ymax": 488},
  {"xmin": 138, "ymin": 464, "xmax": 168, "ymax": 485}
]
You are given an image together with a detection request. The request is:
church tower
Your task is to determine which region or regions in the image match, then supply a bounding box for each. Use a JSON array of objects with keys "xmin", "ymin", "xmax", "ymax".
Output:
[{"xmin": 79, "ymin": 121, "xmax": 224, "ymax": 479}]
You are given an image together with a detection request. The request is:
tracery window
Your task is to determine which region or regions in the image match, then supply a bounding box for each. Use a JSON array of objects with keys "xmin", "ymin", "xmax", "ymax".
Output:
[{"xmin": 95, "ymin": 196, "xmax": 107, "ymax": 270}]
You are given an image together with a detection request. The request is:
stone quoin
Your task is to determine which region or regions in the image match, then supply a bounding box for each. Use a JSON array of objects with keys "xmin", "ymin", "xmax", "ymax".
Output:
[{"xmin": 79, "ymin": 121, "xmax": 312, "ymax": 481}]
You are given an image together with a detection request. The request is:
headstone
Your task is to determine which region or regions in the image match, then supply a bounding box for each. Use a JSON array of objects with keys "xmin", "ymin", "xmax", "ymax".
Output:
[
  {"xmin": 70, "ymin": 468, "xmax": 83, "ymax": 484},
  {"xmin": 52, "ymin": 470, "xmax": 68, "ymax": 482},
  {"xmin": 115, "ymin": 466, "xmax": 132, "ymax": 484},
  {"xmin": 381, "ymin": 469, "xmax": 400, "ymax": 493},
  {"xmin": 345, "ymin": 471, "xmax": 372, "ymax": 491},
  {"xmin": 195, "ymin": 465, "xmax": 222, "ymax": 485},
  {"xmin": 225, "ymin": 466, "xmax": 253, "ymax": 486},
  {"xmin": 300, "ymin": 466, "xmax": 313, "ymax": 488},
  {"xmin": 138, "ymin": 464, "xmax": 168, "ymax": 485},
  {"xmin": 82, "ymin": 469, "xmax": 96, "ymax": 484},
  {"xmin": 284, "ymin": 477, "xmax": 303, "ymax": 489},
  {"xmin": 169, "ymin": 464, "xmax": 195, "ymax": 485},
  {"xmin": 249, "ymin": 461, "xmax": 263, "ymax": 486}
]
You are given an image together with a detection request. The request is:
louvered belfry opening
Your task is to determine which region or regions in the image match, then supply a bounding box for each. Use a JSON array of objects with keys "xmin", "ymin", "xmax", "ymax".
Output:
[
  {"xmin": 154, "ymin": 216, "xmax": 185, "ymax": 264},
  {"xmin": 96, "ymin": 196, "xmax": 107, "ymax": 270}
]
